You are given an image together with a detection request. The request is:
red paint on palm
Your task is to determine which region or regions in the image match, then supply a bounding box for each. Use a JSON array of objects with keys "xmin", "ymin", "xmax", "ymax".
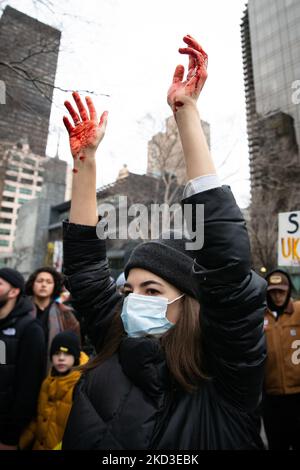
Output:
[
  {"xmin": 63, "ymin": 93, "xmax": 108, "ymax": 174},
  {"xmin": 167, "ymin": 35, "xmax": 208, "ymax": 113},
  {"xmin": 69, "ymin": 121, "xmax": 97, "ymax": 157}
]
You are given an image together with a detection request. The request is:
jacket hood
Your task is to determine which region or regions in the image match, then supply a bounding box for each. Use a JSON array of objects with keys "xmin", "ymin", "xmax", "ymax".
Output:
[
  {"xmin": 0, "ymin": 295, "xmax": 34, "ymax": 328},
  {"xmin": 265, "ymin": 268, "xmax": 293, "ymax": 315}
]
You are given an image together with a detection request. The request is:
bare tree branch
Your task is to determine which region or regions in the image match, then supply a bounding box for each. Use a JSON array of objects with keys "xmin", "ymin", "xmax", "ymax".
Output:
[
  {"xmin": 0, "ymin": 0, "xmax": 111, "ymax": 103},
  {"xmin": 0, "ymin": 60, "xmax": 110, "ymax": 98}
]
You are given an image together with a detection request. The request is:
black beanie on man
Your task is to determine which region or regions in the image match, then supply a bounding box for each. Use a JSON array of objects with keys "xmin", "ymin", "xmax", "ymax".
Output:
[
  {"xmin": 50, "ymin": 331, "xmax": 81, "ymax": 366},
  {"xmin": 124, "ymin": 230, "xmax": 198, "ymax": 299},
  {"xmin": 0, "ymin": 267, "xmax": 25, "ymax": 294}
]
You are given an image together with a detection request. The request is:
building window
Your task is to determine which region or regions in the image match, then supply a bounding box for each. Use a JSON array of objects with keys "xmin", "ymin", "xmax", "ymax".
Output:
[
  {"xmin": 4, "ymin": 184, "xmax": 16, "ymax": 192},
  {"xmin": 22, "ymin": 168, "xmax": 35, "ymax": 175},
  {"xmin": 38, "ymin": 171, "xmax": 44, "ymax": 177},
  {"xmin": 0, "ymin": 240, "xmax": 10, "ymax": 247},
  {"xmin": 24, "ymin": 158, "xmax": 35, "ymax": 166},
  {"xmin": 0, "ymin": 228, "xmax": 10, "ymax": 235},
  {"xmin": 2, "ymin": 196, "xmax": 14, "ymax": 203},
  {"xmin": 12, "ymin": 154, "xmax": 21, "ymax": 162},
  {"xmin": 7, "ymin": 164, "xmax": 19, "ymax": 172},
  {"xmin": 19, "ymin": 188, "xmax": 32, "ymax": 195},
  {"xmin": 37, "ymin": 181, "xmax": 43, "ymax": 187},
  {"xmin": 1, "ymin": 207, "xmax": 13, "ymax": 213},
  {"xmin": 18, "ymin": 198, "xmax": 29, "ymax": 204},
  {"xmin": 20, "ymin": 178, "xmax": 33, "ymax": 185},
  {"xmin": 6, "ymin": 174, "xmax": 18, "ymax": 182},
  {"xmin": 0, "ymin": 218, "xmax": 11, "ymax": 224}
]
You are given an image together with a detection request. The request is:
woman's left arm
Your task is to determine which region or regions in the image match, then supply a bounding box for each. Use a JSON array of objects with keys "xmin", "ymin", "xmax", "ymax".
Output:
[
  {"xmin": 185, "ymin": 185, "xmax": 267, "ymax": 412},
  {"xmin": 167, "ymin": 35, "xmax": 215, "ymax": 180},
  {"xmin": 168, "ymin": 36, "xmax": 267, "ymax": 411}
]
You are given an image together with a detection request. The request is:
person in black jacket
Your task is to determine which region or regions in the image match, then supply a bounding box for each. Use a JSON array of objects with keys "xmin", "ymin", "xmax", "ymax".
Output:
[
  {"xmin": 0, "ymin": 268, "xmax": 45, "ymax": 450},
  {"xmin": 61, "ymin": 35, "xmax": 267, "ymax": 450}
]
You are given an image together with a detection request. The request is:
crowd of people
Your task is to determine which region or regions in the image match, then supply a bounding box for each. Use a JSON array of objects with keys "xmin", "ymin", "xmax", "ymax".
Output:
[
  {"xmin": 0, "ymin": 265, "xmax": 87, "ymax": 450},
  {"xmin": 0, "ymin": 35, "xmax": 299, "ymax": 451}
]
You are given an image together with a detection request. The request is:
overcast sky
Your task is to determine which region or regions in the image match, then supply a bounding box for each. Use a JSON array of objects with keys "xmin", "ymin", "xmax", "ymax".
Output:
[{"xmin": 2, "ymin": 0, "xmax": 250, "ymax": 207}]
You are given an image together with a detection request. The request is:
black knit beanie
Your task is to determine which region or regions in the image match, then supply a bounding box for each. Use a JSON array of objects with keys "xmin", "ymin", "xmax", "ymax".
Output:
[
  {"xmin": 50, "ymin": 331, "xmax": 80, "ymax": 366},
  {"xmin": 0, "ymin": 268, "xmax": 25, "ymax": 294},
  {"xmin": 124, "ymin": 231, "xmax": 198, "ymax": 299}
]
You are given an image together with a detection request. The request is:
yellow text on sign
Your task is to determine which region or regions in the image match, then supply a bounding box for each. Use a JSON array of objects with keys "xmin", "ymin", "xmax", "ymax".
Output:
[{"xmin": 281, "ymin": 237, "xmax": 300, "ymax": 260}]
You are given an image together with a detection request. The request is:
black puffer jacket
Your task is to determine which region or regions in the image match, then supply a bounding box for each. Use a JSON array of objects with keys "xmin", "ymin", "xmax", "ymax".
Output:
[
  {"xmin": 62, "ymin": 186, "xmax": 267, "ymax": 450},
  {"xmin": 0, "ymin": 296, "xmax": 45, "ymax": 445}
]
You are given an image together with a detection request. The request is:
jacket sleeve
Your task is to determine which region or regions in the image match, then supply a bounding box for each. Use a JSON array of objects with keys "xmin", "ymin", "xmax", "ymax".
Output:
[
  {"xmin": 62, "ymin": 220, "xmax": 122, "ymax": 351},
  {"xmin": 182, "ymin": 186, "xmax": 267, "ymax": 412}
]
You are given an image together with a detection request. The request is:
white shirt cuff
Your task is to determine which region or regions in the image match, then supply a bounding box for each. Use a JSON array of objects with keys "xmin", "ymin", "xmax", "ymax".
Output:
[{"xmin": 183, "ymin": 174, "xmax": 221, "ymax": 198}]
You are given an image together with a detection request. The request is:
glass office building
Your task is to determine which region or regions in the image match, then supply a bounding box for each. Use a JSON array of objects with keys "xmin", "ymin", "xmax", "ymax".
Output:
[
  {"xmin": 248, "ymin": 0, "xmax": 300, "ymax": 145},
  {"xmin": 241, "ymin": 0, "xmax": 300, "ymax": 193},
  {"xmin": 241, "ymin": 0, "xmax": 300, "ymax": 274}
]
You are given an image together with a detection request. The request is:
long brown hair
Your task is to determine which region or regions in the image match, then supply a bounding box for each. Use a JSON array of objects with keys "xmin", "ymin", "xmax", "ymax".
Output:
[
  {"xmin": 81, "ymin": 295, "xmax": 207, "ymax": 393},
  {"xmin": 161, "ymin": 295, "xmax": 208, "ymax": 392}
]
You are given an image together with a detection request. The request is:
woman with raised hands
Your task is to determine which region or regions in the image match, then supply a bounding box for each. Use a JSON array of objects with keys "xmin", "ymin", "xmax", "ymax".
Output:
[{"xmin": 61, "ymin": 35, "xmax": 266, "ymax": 450}]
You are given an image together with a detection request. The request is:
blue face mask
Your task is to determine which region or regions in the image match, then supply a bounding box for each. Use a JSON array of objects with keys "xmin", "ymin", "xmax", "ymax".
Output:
[{"xmin": 120, "ymin": 292, "xmax": 185, "ymax": 338}]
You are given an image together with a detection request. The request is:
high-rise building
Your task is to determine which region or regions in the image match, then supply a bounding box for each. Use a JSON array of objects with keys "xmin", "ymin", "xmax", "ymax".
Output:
[
  {"xmin": 241, "ymin": 0, "xmax": 300, "ymax": 272},
  {"xmin": 0, "ymin": 139, "xmax": 45, "ymax": 256},
  {"xmin": 13, "ymin": 155, "xmax": 68, "ymax": 276},
  {"xmin": 241, "ymin": 0, "xmax": 300, "ymax": 196},
  {"xmin": 0, "ymin": 7, "xmax": 62, "ymax": 266},
  {"xmin": 0, "ymin": 6, "xmax": 61, "ymax": 155},
  {"xmin": 0, "ymin": 139, "xmax": 70, "ymax": 266}
]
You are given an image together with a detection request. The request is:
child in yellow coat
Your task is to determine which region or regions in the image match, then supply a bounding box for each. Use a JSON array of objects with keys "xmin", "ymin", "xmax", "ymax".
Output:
[{"xmin": 19, "ymin": 331, "xmax": 88, "ymax": 450}]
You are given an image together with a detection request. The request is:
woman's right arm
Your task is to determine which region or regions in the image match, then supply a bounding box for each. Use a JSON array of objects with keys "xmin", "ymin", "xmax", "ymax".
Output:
[
  {"xmin": 63, "ymin": 91, "xmax": 107, "ymax": 226},
  {"xmin": 62, "ymin": 93, "xmax": 121, "ymax": 351}
]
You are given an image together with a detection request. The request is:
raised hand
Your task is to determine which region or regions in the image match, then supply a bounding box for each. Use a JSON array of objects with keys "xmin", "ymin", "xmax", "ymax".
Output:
[
  {"xmin": 63, "ymin": 92, "xmax": 108, "ymax": 173},
  {"xmin": 167, "ymin": 35, "xmax": 208, "ymax": 113}
]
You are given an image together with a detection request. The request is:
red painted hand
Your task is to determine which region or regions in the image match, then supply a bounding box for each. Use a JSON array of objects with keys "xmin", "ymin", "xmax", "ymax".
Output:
[
  {"xmin": 63, "ymin": 92, "xmax": 108, "ymax": 173},
  {"xmin": 167, "ymin": 35, "xmax": 208, "ymax": 113}
]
